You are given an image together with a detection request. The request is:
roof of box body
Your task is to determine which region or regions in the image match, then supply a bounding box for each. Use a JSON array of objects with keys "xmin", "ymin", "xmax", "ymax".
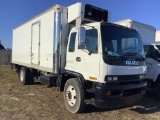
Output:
[{"xmin": 13, "ymin": 4, "xmax": 66, "ymax": 30}]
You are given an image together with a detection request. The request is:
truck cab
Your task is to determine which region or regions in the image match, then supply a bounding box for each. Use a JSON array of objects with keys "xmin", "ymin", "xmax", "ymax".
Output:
[
  {"xmin": 64, "ymin": 21, "xmax": 147, "ymax": 111},
  {"xmin": 144, "ymin": 43, "xmax": 160, "ymax": 98},
  {"xmin": 114, "ymin": 19, "xmax": 160, "ymax": 100}
]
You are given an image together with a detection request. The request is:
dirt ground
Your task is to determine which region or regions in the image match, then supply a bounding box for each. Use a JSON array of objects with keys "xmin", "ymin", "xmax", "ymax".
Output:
[{"xmin": 0, "ymin": 65, "xmax": 160, "ymax": 120}]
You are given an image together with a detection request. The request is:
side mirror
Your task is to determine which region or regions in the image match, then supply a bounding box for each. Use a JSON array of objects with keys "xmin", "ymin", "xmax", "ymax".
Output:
[
  {"xmin": 78, "ymin": 27, "xmax": 86, "ymax": 49},
  {"xmin": 78, "ymin": 43, "xmax": 86, "ymax": 49}
]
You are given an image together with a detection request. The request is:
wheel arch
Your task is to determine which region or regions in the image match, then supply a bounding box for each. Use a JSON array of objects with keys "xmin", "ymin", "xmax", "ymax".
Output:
[
  {"xmin": 153, "ymin": 68, "xmax": 160, "ymax": 82},
  {"xmin": 154, "ymin": 74, "xmax": 160, "ymax": 87},
  {"xmin": 60, "ymin": 70, "xmax": 86, "ymax": 92}
]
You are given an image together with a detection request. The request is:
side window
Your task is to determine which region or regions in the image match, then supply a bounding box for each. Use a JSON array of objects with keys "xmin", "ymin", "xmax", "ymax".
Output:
[
  {"xmin": 85, "ymin": 29, "xmax": 98, "ymax": 53},
  {"xmin": 153, "ymin": 45, "xmax": 160, "ymax": 58},
  {"xmin": 69, "ymin": 32, "xmax": 76, "ymax": 52},
  {"xmin": 144, "ymin": 45, "xmax": 151, "ymax": 57}
]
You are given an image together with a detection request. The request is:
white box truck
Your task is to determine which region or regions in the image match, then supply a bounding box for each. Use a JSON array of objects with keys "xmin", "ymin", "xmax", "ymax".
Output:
[
  {"xmin": 12, "ymin": 3, "xmax": 147, "ymax": 113},
  {"xmin": 114, "ymin": 19, "xmax": 160, "ymax": 99},
  {"xmin": 114, "ymin": 19, "xmax": 156, "ymax": 44}
]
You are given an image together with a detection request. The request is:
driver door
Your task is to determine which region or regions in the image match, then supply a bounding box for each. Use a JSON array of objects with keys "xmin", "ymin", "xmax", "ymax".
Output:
[{"xmin": 75, "ymin": 28, "xmax": 100, "ymax": 80}]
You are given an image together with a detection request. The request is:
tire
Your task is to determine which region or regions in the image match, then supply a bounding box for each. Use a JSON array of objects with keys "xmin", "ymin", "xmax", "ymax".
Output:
[
  {"xmin": 64, "ymin": 78, "xmax": 86, "ymax": 113},
  {"xmin": 155, "ymin": 82, "xmax": 160, "ymax": 100},
  {"xmin": 18, "ymin": 67, "xmax": 30, "ymax": 85},
  {"xmin": 29, "ymin": 76, "xmax": 34, "ymax": 84},
  {"xmin": 29, "ymin": 69, "xmax": 34, "ymax": 84}
]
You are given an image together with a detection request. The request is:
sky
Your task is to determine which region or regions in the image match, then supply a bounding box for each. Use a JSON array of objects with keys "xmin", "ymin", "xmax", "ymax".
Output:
[{"xmin": 0, "ymin": 0, "xmax": 160, "ymax": 48}]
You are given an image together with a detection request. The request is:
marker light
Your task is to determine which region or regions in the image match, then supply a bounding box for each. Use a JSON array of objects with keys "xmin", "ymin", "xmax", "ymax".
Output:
[
  {"xmin": 56, "ymin": 7, "xmax": 61, "ymax": 11},
  {"xmin": 139, "ymin": 75, "xmax": 145, "ymax": 79}
]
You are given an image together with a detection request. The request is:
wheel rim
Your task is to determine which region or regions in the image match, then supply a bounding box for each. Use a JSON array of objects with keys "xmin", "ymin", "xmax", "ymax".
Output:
[
  {"xmin": 20, "ymin": 70, "xmax": 24, "ymax": 82},
  {"xmin": 66, "ymin": 85, "xmax": 76, "ymax": 106}
]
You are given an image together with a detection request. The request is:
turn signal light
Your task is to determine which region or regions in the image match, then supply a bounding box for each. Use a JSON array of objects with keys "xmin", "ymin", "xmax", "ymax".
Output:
[
  {"xmin": 57, "ymin": 7, "xmax": 61, "ymax": 10},
  {"xmin": 89, "ymin": 76, "xmax": 97, "ymax": 80},
  {"xmin": 106, "ymin": 91, "xmax": 111, "ymax": 96}
]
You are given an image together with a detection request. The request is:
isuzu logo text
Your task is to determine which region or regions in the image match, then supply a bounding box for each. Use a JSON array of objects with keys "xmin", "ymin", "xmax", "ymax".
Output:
[{"xmin": 126, "ymin": 61, "xmax": 138, "ymax": 65}]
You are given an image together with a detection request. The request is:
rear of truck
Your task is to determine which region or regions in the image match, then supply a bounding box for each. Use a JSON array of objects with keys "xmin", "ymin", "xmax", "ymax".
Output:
[
  {"xmin": 12, "ymin": 5, "xmax": 70, "ymax": 86},
  {"xmin": 12, "ymin": 5, "xmax": 69, "ymax": 73}
]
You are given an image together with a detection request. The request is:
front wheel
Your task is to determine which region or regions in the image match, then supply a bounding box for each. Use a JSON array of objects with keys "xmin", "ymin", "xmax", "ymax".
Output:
[
  {"xmin": 155, "ymin": 82, "xmax": 160, "ymax": 100},
  {"xmin": 64, "ymin": 78, "xmax": 86, "ymax": 113}
]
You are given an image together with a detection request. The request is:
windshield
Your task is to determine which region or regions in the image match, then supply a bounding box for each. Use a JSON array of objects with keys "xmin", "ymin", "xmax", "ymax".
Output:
[{"xmin": 101, "ymin": 24, "xmax": 145, "ymax": 59}]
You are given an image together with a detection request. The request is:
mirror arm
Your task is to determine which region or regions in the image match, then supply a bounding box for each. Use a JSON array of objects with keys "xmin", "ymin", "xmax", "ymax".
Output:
[{"xmin": 88, "ymin": 51, "xmax": 92, "ymax": 55}]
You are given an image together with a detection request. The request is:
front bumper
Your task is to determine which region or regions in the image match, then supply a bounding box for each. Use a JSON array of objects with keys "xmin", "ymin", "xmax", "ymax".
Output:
[{"xmin": 93, "ymin": 81, "xmax": 147, "ymax": 108}]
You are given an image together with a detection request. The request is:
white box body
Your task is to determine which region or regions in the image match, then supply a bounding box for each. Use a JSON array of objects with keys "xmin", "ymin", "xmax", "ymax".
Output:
[
  {"xmin": 156, "ymin": 31, "xmax": 160, "ymax": 42},
  {"xmin": 114, "ymin": 19, "xmax": 156, "ymax": 44},
  {"xmin": 12, "ymin": 5, "xmax": 68, "ymax": 73}
]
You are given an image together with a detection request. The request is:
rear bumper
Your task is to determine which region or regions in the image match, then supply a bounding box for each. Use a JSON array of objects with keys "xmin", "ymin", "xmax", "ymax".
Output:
[{"xmin": 93, "ymin": 81, "xmax": 147, "ymax": 108}]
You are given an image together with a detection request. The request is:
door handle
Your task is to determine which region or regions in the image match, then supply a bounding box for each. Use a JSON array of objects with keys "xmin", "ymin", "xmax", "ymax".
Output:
[{"xmin": 76, "ymin": 57, "xmax": 81, "ymax": 62}]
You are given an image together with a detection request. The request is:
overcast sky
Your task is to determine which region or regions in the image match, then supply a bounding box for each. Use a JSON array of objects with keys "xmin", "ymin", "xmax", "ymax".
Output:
[{"xmin": 0, "ymin": 0, "xmax": 160, "ymax": 48}]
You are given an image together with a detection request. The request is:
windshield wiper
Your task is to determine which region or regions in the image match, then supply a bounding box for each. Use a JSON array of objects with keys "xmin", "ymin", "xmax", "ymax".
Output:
[
  {"xmin": 103, "ymin": 55, "xmax": 126, "ymax": 60},
  {"xmin": 123, "ymin": 52, "xmax": 145, "ymax": 60},
  {"xmin": 123, "ymin": 52, "xmax": 136, "ymax": 56},
  {"xmin": 135, "ymin": 53, "xmax": 145, "ymax": 60},
  {"xmin": 114, "ymin": 56, "xmax": 126, "ymax": 60}
]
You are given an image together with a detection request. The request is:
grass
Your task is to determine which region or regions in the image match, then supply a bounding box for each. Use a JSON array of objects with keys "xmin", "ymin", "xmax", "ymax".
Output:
[{"xmin": 0, "ymin": 65, "xmax": 160, "ymax": 120}]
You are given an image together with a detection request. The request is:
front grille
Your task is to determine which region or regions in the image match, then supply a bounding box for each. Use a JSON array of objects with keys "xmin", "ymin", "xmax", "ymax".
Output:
[
  {"xmin": 118, "ymin": 75, "xmax": 139, "ymax": 81},
  {"xmin": 105, "ymin": 75, "xmax": 144, "ymax": 85},
  {"xmin": 123, "ymin": 88, "xmax": 142, "ymax": 97}
]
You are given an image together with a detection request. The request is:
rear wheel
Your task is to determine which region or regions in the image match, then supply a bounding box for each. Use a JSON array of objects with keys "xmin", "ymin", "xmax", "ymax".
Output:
[
  {"xmin": 18, "ymin": 67, "xmax": 30, "ymax": 85},
  {"xmin": 64, "ymin": 78, "xmax": 86, "ymax": 113},
  {"xmin": 29, "ymin": 69, "xmax": 35, "ymax": 84},
  {"xmin": 155, "ymin": 82, "xmax": 160, "ymax": 100}
]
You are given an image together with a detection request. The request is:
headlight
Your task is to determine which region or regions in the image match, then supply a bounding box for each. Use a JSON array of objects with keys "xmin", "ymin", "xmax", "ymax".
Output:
[
  {"xmin": 139, "ymin": 75, "xmax": 145, "ymax": 79},
  {"xmin": 113, "ymin": 76, "xmax": 118, "ymax": 81},
  {"xmin": 106, "ymin": 76, "xmax": 118, "ymax": 82},
  {"xmin": 107, "ymin": 77, "xmax": 112, "ymax": 81}
]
